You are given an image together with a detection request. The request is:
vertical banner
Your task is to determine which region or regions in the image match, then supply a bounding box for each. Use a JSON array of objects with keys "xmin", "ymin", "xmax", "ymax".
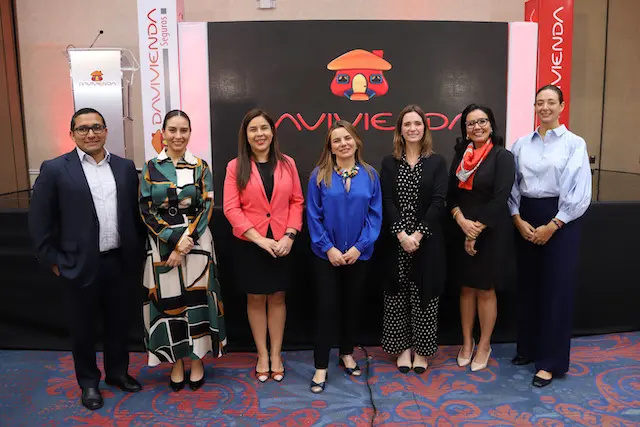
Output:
[
  {"xmin": 68, "ymin": 49, "xmax": 126, "ymax": 158},
  {"xmin": 137, "ymin": 0, "xmax": 184, "ymax": 161},
  {"xmin": 525, "ymin": 0, "xmax": 538, "ymax": 22},
  {"xmin": 528, "ymin": 0, "xmax": 574, "ymax": 127},
  {"xmin": 506, "ymin": 23, "xmax": 538, "ymax": 147}
]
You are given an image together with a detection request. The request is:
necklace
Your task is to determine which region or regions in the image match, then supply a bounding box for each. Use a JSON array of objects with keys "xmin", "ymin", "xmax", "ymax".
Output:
[
  {"xmin": 335, "ymin": 164, "xmax": 359, "ymax": 192},
  {"xmin": 335, "ymin": 164, "xmax": 359, "ymax": 180}
]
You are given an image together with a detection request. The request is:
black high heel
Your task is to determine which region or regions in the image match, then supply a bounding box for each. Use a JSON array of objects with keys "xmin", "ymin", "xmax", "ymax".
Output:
[
  {"xmin": 310, "ymin": 373, "xmax": 328, "ymax": 393},
  {"xmin": 338, "ymin": 357, "xmax": 361, "ymax": 376},
  {"xmin": 189, "ymin": 370, "xmax": 206, "ymax": 391},
  {"xmin": 169, "ymin": 378, "xmax": 185, "ymax": 392},
  {"xmin": 169, "ymin": 362, "xmax": 185, "ymax": 392}
]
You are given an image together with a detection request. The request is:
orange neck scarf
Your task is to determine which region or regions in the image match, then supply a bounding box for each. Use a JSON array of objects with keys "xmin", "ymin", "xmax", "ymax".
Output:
[{"xmin": 456, "ymin": 140, "xmax": 494, "ymax": 190}]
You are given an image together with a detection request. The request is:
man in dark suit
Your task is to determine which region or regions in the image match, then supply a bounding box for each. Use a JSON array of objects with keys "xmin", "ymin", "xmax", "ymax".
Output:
[{"xmin": 29, "ymin": 108, "xmax": 146, "ymax": 410}]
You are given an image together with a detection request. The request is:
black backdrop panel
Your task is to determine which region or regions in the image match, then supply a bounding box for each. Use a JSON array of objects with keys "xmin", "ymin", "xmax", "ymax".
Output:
[{"xmin": 207, "ymin": 20, "xmax": 508, "ymax": 204}]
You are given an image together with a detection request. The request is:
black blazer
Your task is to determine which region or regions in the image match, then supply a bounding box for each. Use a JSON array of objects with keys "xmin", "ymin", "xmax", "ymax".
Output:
[
  {"xmin": 28, "ymin": 150, "xmax": 146, "ymax": 285},
  {"xmin": 379, "ymin": 153, "xmax": 448, "ymax": 306}
]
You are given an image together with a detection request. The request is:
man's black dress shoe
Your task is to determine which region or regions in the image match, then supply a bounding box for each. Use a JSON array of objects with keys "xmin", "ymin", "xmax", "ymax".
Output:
[
  {"xmin": 81, "ymin": 387, "xmax": 103, "ymax": 410},
  {"xmin": 532, "ymin": 374, "xmax": 553, "ymax": 388},
  {"xmin": 511, "ymin": 355, "xmax": 533, "ymax": 366},
  {"xmin": 105, "ymin": 374, "xmax": 142, "ymax": 392}
]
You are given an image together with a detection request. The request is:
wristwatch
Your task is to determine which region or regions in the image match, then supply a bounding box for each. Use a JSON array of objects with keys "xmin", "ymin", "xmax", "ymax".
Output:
[{"xmin": 285, "ymin": 232, "xmax": 297, "ymax": 241}]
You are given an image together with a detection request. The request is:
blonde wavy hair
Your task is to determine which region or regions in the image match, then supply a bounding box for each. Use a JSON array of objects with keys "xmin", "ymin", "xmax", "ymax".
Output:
[{"xmin": 314, "ymin": 120, "xmax": 374, "ymax": 187}]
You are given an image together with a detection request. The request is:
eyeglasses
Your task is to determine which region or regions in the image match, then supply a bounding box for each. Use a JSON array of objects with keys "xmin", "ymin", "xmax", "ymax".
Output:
[
  {"xmin": 73, "ymin": 124, "xmax": 106, "ymax": 135},
  {"xmin": 465, "ymin": 118, "xmax": 490, "ymax": 129}
]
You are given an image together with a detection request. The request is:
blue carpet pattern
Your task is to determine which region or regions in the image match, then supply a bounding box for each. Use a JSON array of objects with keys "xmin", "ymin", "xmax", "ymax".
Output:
[{"xmin": 1, "ymin": 332, "xmax": 639, "ymax": 426}]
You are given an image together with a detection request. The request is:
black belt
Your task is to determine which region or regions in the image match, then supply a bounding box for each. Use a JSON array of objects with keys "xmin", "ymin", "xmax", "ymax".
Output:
[{"xmin": 157, "ymin": 207, "xmax": 198, "ymax": 217}]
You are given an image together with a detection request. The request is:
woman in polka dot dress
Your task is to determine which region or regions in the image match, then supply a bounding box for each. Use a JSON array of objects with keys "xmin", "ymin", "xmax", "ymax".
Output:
[{"xmin": 379, "ymin": 104, "xmax": 448, "ymax": 373}]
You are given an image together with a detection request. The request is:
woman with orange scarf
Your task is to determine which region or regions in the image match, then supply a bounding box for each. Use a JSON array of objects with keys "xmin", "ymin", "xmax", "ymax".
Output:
[{"xmin": 447, "ymin": 104, "xmax": 515, "ymax": 372}]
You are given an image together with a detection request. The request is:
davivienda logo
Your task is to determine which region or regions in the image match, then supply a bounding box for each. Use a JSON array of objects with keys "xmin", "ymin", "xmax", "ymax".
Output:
[
  {"xmin": 78, "ymin": 69, "xmax": 116, "ymax": 87},
  {"xmin": 327, "ymin": 49, "xmax": 392, "ymax": 101},
  {"xmin": 91, "ymin": 70, "xmax": 104, "ymax": 82}
]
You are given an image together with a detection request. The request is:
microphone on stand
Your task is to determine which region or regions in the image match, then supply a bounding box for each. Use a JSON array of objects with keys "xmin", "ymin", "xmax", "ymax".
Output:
[{"xmin": 89, "ymin": 30, "xmax": 104, "ymax": 48}]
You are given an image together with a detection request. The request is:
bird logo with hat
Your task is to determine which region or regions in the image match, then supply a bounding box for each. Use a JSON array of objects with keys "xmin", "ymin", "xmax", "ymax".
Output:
[{"xmin": 327, "ymin": 49, "xmax": 392, "ymax": 101}]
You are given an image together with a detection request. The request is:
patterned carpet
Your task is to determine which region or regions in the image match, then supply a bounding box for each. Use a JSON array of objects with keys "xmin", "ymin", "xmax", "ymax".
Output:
[{"xmin": 1, "ymin": 332, "xmax": 639, "ymax": 427}]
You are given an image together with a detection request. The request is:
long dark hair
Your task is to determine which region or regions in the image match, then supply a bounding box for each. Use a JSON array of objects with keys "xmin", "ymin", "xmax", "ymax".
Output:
[
  {"xmin": 454, "ymin": 104, "xmax": 504, "ymax": 156},
  {"xmin": 236, "ymin": 108, "xmax": 289, "ymax": 191}
]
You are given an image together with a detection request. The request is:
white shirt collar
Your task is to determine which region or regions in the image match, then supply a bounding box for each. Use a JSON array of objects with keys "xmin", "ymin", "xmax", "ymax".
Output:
[
  {"xmin": 157, "ymin": 148, "xmax": 197, "ymax": 165},
  {"xmin": 76, "ymin": 146, "xmax": 110, "ymax": 163},
  {"xmin": 534, "ymin": 124, "xmax": 567, "ymax": 140}
]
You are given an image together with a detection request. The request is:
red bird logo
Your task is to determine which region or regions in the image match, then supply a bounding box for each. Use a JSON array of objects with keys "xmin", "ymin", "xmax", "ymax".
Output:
[
  {"xmin": 91, "ymin": 70, "xmax": 104, "ymax": 82},
  {"xmin": 327, "ymin": 49, "xmax": 392, "ymax": 101}
]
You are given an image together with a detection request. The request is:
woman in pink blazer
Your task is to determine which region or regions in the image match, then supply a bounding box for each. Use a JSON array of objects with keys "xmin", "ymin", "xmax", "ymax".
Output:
[{"xmin": 223, "ymin": 108, "xmax": 304, "ymax": 383}]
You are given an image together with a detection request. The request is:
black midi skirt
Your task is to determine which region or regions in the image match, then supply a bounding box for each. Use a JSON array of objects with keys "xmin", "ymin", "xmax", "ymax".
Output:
[
  {"xmin": 448, "ymin": 218, "xmax": 516, "ymax": 291},
  {"xmin": 232, "ymin": 237, "xmax": 293, "ymax": 294}
]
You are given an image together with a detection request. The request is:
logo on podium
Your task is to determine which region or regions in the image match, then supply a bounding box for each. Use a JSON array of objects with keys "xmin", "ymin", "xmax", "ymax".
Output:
[
  {"xmin": 91, "ymin": 70, "xmax": 104, "ymax": 82},
  {"xmin": 78, "ymin": 69, "xmax": 115, "ymax": 87}
]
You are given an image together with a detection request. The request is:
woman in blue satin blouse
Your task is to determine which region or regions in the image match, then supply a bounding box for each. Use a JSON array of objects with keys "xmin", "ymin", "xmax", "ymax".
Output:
[
  {"xmin": 508, "ymin": 85, "xmax": 592, "ymax": 388},
  {"xmin": 306, "ymin": 120, "xmax": 382, "ymax": 393}
]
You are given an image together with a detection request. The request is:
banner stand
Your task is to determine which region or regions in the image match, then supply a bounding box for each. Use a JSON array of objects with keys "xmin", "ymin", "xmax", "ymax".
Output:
[{"xmin": 525, "ymin": 0, "xmax": 574, "ymax": 127}]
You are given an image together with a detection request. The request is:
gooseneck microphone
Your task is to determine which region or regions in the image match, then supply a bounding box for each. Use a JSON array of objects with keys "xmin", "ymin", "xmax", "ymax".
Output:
[{"xmin": 89, "ymin": 30, "xmax": 104, "ymax": 48}]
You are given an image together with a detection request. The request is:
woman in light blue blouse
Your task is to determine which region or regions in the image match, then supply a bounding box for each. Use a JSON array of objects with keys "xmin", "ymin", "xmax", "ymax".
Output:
[
  {"xmin": 306, "ymin": 120, "xmax": 382, "ymax": 393},
  {"xmin": 508, "ymin": 85, "xmax": 592, "ymax": 388}
]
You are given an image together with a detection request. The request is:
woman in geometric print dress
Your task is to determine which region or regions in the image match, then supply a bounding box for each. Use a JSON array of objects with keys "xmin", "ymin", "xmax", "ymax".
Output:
[{"xmin": 139, "ymin": 109, "xmax": 226, "ymax": 392}]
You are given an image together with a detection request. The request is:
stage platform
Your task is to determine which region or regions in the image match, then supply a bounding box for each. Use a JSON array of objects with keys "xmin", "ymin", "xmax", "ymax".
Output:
[{"xmin": 1, "ymin": 202, "xmax": 638, "ymax": 352}]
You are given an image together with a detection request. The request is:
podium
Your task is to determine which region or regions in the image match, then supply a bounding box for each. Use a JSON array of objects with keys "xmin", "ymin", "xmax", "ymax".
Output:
[{"xmin": 67, "ymin": 49, "xmax": 138, "ymax": 160}]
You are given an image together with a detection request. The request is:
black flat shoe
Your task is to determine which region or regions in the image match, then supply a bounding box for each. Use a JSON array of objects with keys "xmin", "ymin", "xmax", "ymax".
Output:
[
  {"xmin": 169, "ymin": 378, "xmax": 185, "ymax": 392},
  {"xmin": 105, "ymin": 374, "xmax": 142, "ymax": 392},
  {"xmin": 532, "ymin": 374, "xmax": 553, "ymax": 388},
  {"xmin": 81, "ymin": 387, "xmax": 103, "ymax": 410},
  {"xmin": 338, "ymin": 358, "xmax": 361, "ymax": 376},
  {"xmin": 310, "ymin": 373, "xmax": 328, "ymax": 394},
  {"xmin": 413, "ymin": 366, "xmax": 427, "ymax": 375},
  {"xmin": 511, "ymin": 355, "xmax": 533, "ymax": 366},
  {"xmin": 397, "ymin": 365, "xmax": 411, "ymax": 373},
  {"xmin": 189, "ymin": 370, "xmax": 206, "ymax": 391}
]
